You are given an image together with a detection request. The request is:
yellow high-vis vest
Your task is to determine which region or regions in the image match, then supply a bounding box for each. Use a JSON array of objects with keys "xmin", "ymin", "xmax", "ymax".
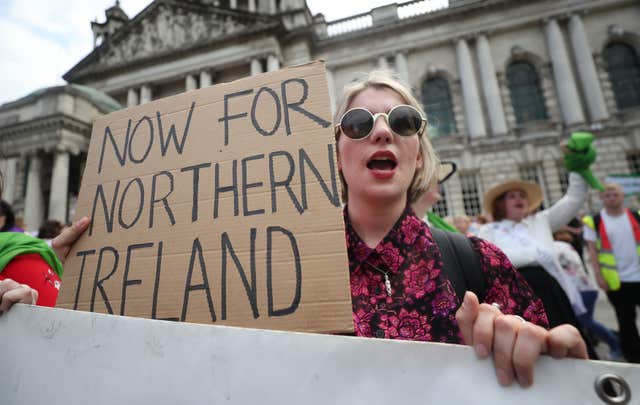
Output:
[{"xmin": 583, "ymin": 209, "xmax": 640, "ymax": 291}]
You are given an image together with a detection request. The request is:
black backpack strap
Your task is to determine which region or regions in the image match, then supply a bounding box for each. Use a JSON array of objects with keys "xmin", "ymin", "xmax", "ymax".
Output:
[{"xmin": 431, "ymin": 228, "xmax": 485, "ymax": 302}]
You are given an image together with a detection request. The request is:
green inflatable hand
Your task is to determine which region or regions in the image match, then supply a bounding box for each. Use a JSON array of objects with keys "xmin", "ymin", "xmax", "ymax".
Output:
[
  {"xmin": 563, "ymin": 131, "xmax": 605, "ymax": 191},
  {"xmin": 426, "ymin": 211, "xmax": 459, "ymax": 233}
]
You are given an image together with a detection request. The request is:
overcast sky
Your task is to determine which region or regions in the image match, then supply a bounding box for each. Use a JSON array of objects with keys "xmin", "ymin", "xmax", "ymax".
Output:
[{"xmin": 0, "ymin": 0, "xmax": 449, "ymax": 105}]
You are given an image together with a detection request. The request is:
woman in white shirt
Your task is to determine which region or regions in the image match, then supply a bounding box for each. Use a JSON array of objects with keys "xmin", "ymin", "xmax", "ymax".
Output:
[{"xmin": 478, "ymin": 175, "xmax": 588, "ymax": 332}]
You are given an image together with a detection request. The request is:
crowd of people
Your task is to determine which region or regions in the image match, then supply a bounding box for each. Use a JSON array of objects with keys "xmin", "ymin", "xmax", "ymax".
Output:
[{"xmin": 0, "ymin": 70, "xmax": 638, "ymax": 389}]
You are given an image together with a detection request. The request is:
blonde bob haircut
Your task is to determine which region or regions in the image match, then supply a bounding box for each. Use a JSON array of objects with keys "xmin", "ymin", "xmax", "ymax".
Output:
[{"xmin": 334, "ymin": 70, "xmax": 439, "ymax": 204}]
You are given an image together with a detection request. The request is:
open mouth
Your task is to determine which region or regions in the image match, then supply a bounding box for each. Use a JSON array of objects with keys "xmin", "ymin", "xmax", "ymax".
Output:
[{"xmin": 366, "ymin": 151, "xmax": 397, "ymax": 171}]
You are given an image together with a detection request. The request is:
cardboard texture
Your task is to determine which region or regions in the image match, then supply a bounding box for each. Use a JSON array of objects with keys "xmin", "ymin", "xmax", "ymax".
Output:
[{"xmin": 58, "ymin": 61, "xmax": 354, "ymax": 333}]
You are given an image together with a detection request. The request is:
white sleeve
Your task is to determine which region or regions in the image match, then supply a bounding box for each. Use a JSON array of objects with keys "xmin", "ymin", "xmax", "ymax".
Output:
[
  {"xmin": 546, "ymin": 172, "xmax": 588, "ymax": 232},
  {"xmin": 583, "ymin": 224, "xmax": 597, "ymax": 242},
  {"xmin": 476, "ymin": 223, "xmax": 492, "ymax": 241}
]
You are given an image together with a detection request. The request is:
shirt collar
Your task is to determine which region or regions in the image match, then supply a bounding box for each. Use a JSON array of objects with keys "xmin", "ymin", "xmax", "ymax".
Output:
[{"xmin": 343, "ymin": 204, "xmax": 426, "ymax": 270}]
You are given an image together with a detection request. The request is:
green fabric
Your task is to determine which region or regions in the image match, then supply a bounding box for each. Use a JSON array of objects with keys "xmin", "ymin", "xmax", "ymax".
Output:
[
  {"xmin": 0, "ymin": 232, "xmax": 64, "ymax": 276},
  {"xmin": 426, "ymin": 211, "xmax": 459, "ymax": 233},
  {"xmin": 563, "ymin": 131, "xmax": 605, "ymax": 191}
]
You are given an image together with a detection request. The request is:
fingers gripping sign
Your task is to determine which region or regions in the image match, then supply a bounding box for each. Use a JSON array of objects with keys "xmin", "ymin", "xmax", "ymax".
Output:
[
  {"xmin": 455, "ymin": 291, "xmax": 588, "ymax": 388},
  {"xmin": 52, "ymin": 216, "xmax": 91, "ymax": 264},
  {"xmin": 0, "ymin": 278, "xmax": 38, "ymax": 314}
]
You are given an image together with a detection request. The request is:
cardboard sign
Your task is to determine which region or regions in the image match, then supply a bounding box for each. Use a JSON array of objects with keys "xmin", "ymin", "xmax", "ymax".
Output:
[
  {"xmin": 2, "ymin": 305, "xmax": 639, "ymax": 404},
  {"xmin": 58, "ymin": 61, "xmax": 353, "ymax": 333}
]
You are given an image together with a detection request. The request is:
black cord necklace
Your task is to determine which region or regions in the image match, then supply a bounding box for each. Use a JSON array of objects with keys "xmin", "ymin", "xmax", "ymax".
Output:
[{"xmin": 367, "ymin": 261, "xmax": 392, "ymax": 296}]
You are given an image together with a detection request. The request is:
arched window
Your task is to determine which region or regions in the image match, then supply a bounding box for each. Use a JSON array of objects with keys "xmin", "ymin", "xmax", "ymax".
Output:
[
  {"xmin": 421, "ymin": 77, "xmax": 456, "ymax": 137},
  {"xmin": 606, "ymin": 42, "xmax": 640, "ymax": 110},
  {"xmin": 507, "ymin": 61, "xmax": 548, "ymax": 124}
]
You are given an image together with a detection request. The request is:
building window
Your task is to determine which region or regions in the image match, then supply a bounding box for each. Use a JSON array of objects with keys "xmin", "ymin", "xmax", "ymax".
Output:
[
  {"xmin": 628, "ymin": 151, "xmax": 640, "ymax": 174},
  {"xmin": 556, "ymin": 160, "xmax": 569, "ymax": 194},
  {"xmin": 460, "ymin": 172, "xmax": 482, "ymax": 216},
  {"xmin": 433, "ymin": 184, "xmax": 449, "ymax": 217},
  {"xmin": 507, "ymin": 61, "xmax": 548, "ymax": 124},
  {"xmin": 237, "ymin": 0, "xmax": 249, "ymax": 10},
  {"xmin": 519, "ymin": 163, "xmax": 549, "ymax": 210},
  {"xmin": 421, "ymin": 77, "xmax": 457, "ymax": 137},
  {"xmin": 606, "ymin": 43, "xmax": 640, "ymax": 110}
]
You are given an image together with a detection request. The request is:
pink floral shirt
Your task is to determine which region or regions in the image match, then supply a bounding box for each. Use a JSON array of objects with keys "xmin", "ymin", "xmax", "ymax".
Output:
[{"xmin": 345, "ymin": 206, "xmax": 549, "ymax": 344}]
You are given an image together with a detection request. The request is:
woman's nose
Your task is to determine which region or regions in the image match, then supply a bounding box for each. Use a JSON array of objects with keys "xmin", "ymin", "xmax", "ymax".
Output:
[{"xmin": 370, "ymin": 116, "xmax": 393, "ymax": 143}]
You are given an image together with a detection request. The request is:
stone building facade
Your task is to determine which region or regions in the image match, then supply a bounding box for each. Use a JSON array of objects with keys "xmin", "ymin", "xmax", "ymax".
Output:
[
  {"xmin": 0, "ymin": 86, "xmax": 120, "ymax": 230},
  {"xmin": 1, "ymin": 0, "xmax": 639, "ymax": 230}
]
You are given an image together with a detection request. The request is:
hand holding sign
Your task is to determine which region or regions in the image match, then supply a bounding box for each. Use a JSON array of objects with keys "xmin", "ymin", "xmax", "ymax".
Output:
[
  {"xmin": 52, "ymin": 216, "xmax": 91, "ymax": 264},
  {"xmin": 456, "ymin": 291, "xmax": 587, "ymax": 388}
]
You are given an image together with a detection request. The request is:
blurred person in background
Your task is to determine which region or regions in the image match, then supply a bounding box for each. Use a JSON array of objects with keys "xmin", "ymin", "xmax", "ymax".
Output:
[
  {"xmin": 554, "ymin": 230, "xmax": 623, "ymax": 361},
  {"xmin": 0, "ymin": 177, "xmax": 62, "ymax": 307},
  {"xmin": 584, "ymin": 183, "xmax": 640, "ymax": 363},
  {"xmin": 453, "ymin": 215, "xmax": 472, "ymax": 235},
  {"xmin": 38, "ymin": 220, "xmax": 64, "ymax": 246},
  {"xmin": 0, "ymin": 200, "xmax": 24, "ymax": 233}
]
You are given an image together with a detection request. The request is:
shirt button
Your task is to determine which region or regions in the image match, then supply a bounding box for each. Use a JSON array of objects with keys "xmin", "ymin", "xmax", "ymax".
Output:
[{"xmin": 376, "ymin": 330, "xmax": 385, "ymax": 338}]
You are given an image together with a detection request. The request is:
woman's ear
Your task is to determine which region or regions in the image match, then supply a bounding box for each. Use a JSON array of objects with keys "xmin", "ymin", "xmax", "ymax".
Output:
[{"xmin": 415, "ymin": 148, "xmax": 423, "ymax": 169}]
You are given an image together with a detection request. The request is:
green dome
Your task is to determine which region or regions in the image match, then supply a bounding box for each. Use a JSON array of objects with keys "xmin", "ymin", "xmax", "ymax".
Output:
[
  {"xmin": 2, "ymin": 84, "xmax": 122, "ymax": 113},
  {"xmin": 68, "ymin": 84, "xmax": 121, "ymax": 112}
]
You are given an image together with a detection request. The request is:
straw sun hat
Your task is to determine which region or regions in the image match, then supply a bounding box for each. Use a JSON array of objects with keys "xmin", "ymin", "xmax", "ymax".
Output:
[{"xmin": 483, "ymin": 180, "xmax": 543, "ymax": 215}]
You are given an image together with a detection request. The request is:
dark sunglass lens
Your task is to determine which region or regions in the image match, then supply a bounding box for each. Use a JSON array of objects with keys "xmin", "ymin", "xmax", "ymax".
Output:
[
  {"xmin": 389, "ymin": 106, "xmax": 422, "ymax": 136},
  {"xmin": 341, "ymin": 109, "xmax": 373, "ymax": 139}
]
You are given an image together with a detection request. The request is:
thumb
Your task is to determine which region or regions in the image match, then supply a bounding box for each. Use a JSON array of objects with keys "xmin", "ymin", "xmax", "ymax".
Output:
[{"xmin": 456, "ymin": 291, "xmax": 480, "ymax": 346}]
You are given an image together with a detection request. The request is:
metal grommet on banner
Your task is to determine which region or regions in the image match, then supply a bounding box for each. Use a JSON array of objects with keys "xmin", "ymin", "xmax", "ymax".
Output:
[{"xmin": 594, "ymin": 373, "xmax": 631, "ymax": 404}]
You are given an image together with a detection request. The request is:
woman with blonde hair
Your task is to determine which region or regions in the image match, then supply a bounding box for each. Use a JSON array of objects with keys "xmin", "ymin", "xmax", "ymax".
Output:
[{"xmin": 334, "ymin": 70, "xmax": 586, "ymax": 387}]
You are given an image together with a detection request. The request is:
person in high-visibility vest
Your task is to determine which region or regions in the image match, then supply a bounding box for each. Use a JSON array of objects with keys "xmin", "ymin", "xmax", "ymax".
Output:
[{"xmin": 583, "ymin": 183, "xmax": 640, "ymax": 363}]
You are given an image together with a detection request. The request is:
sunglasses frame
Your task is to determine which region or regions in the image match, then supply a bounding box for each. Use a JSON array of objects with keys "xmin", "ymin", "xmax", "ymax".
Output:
[{"xmin": 335, "ymin": 104, "xmax": 427, "ymax": 141}]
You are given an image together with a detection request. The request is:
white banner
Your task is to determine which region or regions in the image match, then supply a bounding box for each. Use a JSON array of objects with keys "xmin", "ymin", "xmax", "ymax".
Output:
[
  {"xmin": 1, "ymin": 304, "xmax": 638, "ymax": 404},
  {"xmin": 606, "ymin": 174, "xmax": 640, "ymax": 196}
]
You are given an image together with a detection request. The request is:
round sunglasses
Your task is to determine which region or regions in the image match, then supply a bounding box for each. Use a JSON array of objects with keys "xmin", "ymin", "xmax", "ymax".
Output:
[{"xmin": 336, "ymin": 104, "xmax": 426, "ymax": 140}]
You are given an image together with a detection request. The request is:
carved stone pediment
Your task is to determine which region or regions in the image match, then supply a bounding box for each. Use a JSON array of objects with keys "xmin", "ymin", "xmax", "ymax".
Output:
[
  {"xmin": 66, "ymin": 2, "xmax": 279, "ymax": 81},
  {"xmin": 104, "ymin": 5, "xmax": 246, "ymax": 66}
]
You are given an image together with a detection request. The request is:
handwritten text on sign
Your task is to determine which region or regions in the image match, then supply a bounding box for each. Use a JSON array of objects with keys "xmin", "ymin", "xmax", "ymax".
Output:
[{"xmin": 59, "ymin": 62, "xmax": 353, "ymax": 333}]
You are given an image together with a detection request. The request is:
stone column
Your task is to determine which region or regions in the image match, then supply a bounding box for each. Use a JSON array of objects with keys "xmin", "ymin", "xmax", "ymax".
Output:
[
  {"xmin": 251, "ymin": 58, "xmax": 263, "ymax": 76},
  {"xmin": 544, "ymin": 18, "xmax": 585, "ymax": 125},
  {"xmin": 377, "ymin": 56, "xmax": 389, "ymax": 70},
  {"xmin": 456, "ymin": 38, "xmax": 486, "ymax": 138},
  {"xmin": 477, "ymin": 35, "xmax": 508, "ymax": 135},
  {"xmin": 48, "ymin": 151, "xmax": 69, "ymax": 223},
  {"xmin": 140, "ymin": 84, "xmax": 152, "ymax": 104},
  {"xmin": 568, "ymin": 14, "xmax": 608, "ymax": 122},
  {"xmin": 24, "ymin": 155, "xmax": 44, "ymax": 231},
  {"xmin": 394, "ymin": 52, "xmax": 410, "ymax": 85},
  {"xmin": 200, "ymin": 70, "xmax": 212, "ymax": 88},
  {"xmin": 230, "ymin": 0, "xmax": 237, "ymax": 9},
  {"xmin": 267, "ymin": 54, "xmax": 280, "ymax": 72},
  {"xmin": 1, "ymin": 157, "xmax": 18, "ymax": 204},
  {"xmin": 185, "ymin": 74, "xmax": 198, "ymax": 91},
  {"xmin": 248, "ymin": 0, "xmax": 256, "ymax": 12},
  {"xmin": 126, "ymin": 88, "xmax": 139, "ymax": 107},
  {"xmin": 269, "ymin": 0, "xmax": 277, "ymax": 13}
]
